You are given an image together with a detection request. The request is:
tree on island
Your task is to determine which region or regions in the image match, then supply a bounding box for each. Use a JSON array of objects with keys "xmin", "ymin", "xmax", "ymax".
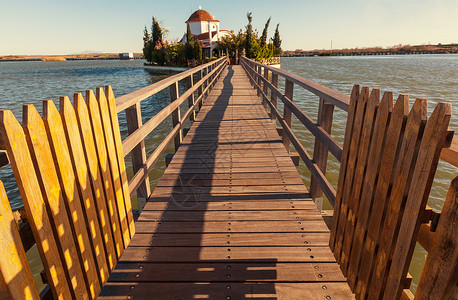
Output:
[
  {"xmin": 142, "ymin": 26, "xmax": 152, "ymax": 62},
  {"xmin": 272, "ymin": 23, "xmax": 282, "ymax": 56},
  {"xmin": 185, "ymin": 24, "xmax": 194, "ymax": 60},
  {"xmin": 245, "ymin": 13, "xmax": 256, "ymax": 58},
  {"xmin": 260, "ymin": 17, "xmax": 271, "ymax": 47}
]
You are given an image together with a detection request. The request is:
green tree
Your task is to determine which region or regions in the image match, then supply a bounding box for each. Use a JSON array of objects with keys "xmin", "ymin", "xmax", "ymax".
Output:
[
  {"xmin": 245, "ymin": 12, "xmax": 256, "ymax": 58},
  {"xmin": 185, "ymin": 23, "xmax": 194, "ymax": 60},
  {"xmin": 260, "ymin": 17, "xmax": 271, "ymax": 47},
  {"xmin": 151, "ymin": 17, "xmax": 164, "ymax": 64},
  {"xmin": 142, "ymin": 26, "xmax": 152, "ymax": 62},
  {"xmin": 272, "ymin": 23, "xmax": 282, "ymax": 56},
  {"xmin": 193, "ymin": 40, "xmax": 203, "ymax": 60},
  {"xmin": 152, "ymin": 17, "xmax": 163, "ymax": 46}
]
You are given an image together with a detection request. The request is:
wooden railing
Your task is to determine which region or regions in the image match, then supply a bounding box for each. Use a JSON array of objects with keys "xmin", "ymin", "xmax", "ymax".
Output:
[
  {"xmin": 260, "ymin": 56, "xmax": 280, "ymax": 66},
  {"xmin": 240, "ymin": 56, "xmax": 457, "ymax": 299},
  {"xmin": 0, "ymin": 57, "xmax": 228, "ymax": 299},
  {"xmin": 116, "ymin": 56, "xmax": 227, "ymax": 204}
]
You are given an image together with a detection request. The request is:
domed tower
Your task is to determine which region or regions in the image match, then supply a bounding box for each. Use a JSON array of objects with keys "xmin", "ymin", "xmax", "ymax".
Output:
[{"xmin": 184, "ymin": 8, "xmax": 232, "ymax": 57}]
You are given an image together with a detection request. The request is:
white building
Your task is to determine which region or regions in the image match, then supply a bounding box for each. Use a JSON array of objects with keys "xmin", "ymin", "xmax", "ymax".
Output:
[{"xmin": 183, "ymin": 9, "xmax": 232, "ymax": 57}]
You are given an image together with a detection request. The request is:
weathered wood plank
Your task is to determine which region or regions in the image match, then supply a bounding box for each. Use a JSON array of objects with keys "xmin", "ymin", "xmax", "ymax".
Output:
[
  {"xmin": 0, "ymin": 110, "xmax": 72, "ymax": 300},
  {"xmin": 0, "ymin": 180, "xmax": 40, "ymax": 300},
  {"xmin": 74, "ymin": 92, "xmax": 123, "ymax": 262},
  {"xmin": 59, "ymin": 97, "xmax": 110, "ymax": 285}
]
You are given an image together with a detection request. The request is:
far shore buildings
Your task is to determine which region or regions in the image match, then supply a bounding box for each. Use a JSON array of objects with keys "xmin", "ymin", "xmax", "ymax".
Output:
[{"xmin": 182, "ymin": 8, "xmax": 232, "ymax": 57}]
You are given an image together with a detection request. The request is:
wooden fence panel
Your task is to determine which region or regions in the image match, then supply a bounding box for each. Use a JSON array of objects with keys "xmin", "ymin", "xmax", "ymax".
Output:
[
  {"xmin": 74, "ymin": 93, "xmax": 123, "ymax": 262},
  {"xmin": 86, "ymin": 90, "xmax": 126, "ymax": 256},
  {"xmin": 23, "ymin": 104, "xmax": 90, "ymax": 299},
  {"xmin": 59, "ymin": 96, "xmax": 110, "ymax": 285},
  {"xmin": 103, "ymin": 86, "xmax": 135, "ymax": 239},
  {"xmin": 0, "ymin": 180, "xmax": 40, "ymax": 300},
  {"xmin": 0, "ymin": 110, "xmax": 72, "ymax": 299}
]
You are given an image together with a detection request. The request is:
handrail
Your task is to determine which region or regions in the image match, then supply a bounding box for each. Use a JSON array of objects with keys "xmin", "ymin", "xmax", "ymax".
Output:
[
  {"xmin": 118, "ymin": 57, "xmax": 228, "ymax": 196},
  {"xmin": 240, "ymin": 56, "xmax": 457, "ymax": 299},
  {"xmin": 116, "ymin": 57, "xmax": 227, "ymax": 113}
]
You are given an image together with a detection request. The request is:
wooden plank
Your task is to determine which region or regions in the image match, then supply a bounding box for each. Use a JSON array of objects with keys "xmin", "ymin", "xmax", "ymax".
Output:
[
  {"xmin": 129, "ymin": 232, "xmax": 330, "ymax": 247},
  {"xmin": 333, "ymin": 86, "xmax": 369, "ymax": 262},
  {"xmin": 0, "ymin": 109, "xmax": 72, "ymax": 300},
  {"xmin": 104, "ymin": 86, "xmax": 136, "ymax": 239},
  {"xmin": 368, "ymin": 98, "xmax": 427, "ymax": 299},
  {"xmin": 339, "ymin": 88, "xmax": 380, "ymax": 274},
  {"xmin": 74, "ymin": 92, "xmax": 123, "ymax": 263},
  {"xmin": 329, "ymin": 85, "xmax": 360, "ymax": 251},
  {"xmin": 346, "ymin": 91, "xmax": 393, "ymax": 290},
  {"xmin": 310, "ymin": 98, "xmax": 335, "ymax": 209},
  {"xmin": 124, "ymin": 102, "xmax": 150, "ymax": 199},
  {"xmin": 108, "ymin": 262, "xmax": 346, "ymax": 282},
  {"xmin": 383, "ymin": 102, "xmax": 452, "ymax": 300},
  {"xmin": 355, "ymin": 95, "xmax": 409, "ymax": 299},
  {"xmin": 169, "ymin": 82, "xmax": 183, "ymax": 151},
  {"xmin": 85, "ymin": 90, "xmax": 126, "ymax": 257},
  {"xmin": 94, "ymin": 89, "xmax": 131, "ymax": 248},
  {"xmin": 44, "ymin": 99, "xmax": 104, "ymax": 298},
  {"xmin": 416, "ymin": 177, "xmax": 458, "ymax": 300},
  {"xmin": 282, "ymin": 79, "xmax": 293, "ymax": 152},
  {"xmin": 100, "ymin": 282, "xmax": 354, "ymax": 300},
  {"xmin": 118, "ymin": 246, "xmax": 336, "ymax": 263},
  {"xmin": 0, "ymin": 180, "xmax": 40, "ymax": 300},
  {"xmin": 22, "ymin": 104, "xmax": 90, "ymax": 299},
  {"xmin": 137, "ymin": 210, "xmax": 323, "ymax": 222},
  {"xmin": 59, "ymin": 97, "xmax": 110, "ymax": 285}
]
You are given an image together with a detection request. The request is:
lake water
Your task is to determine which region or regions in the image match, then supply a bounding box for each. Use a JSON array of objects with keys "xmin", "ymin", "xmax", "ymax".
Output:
[{"xmin": 0, "ymin": 55, "xmax": 456, "ymax": 293}]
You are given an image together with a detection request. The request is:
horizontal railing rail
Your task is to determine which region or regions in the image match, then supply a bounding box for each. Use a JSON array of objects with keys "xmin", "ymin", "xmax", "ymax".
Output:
[{"xmin": 240, "ymin": 56, "xmax": 457, "ymax": 299}]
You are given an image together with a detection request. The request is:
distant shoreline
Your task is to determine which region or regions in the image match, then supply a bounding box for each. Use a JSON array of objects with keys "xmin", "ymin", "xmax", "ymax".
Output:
[
  {"xmin": 282, "ymin": 43, "xmax": 458, "ymax": 57},
  {"xmin": 0, "ymin": 53, "xmax": 144, "ymax": 62}
]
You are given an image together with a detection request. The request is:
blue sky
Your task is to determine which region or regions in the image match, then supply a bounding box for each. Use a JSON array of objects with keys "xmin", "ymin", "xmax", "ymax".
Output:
[{"xmin": 0, "ymin": 0, "xmax": 457, "ymax": 55}]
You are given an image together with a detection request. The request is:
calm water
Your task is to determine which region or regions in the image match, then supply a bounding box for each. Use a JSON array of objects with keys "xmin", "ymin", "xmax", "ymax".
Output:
[{"xmin": 0, "ymin": 55, "xmax": 457, "ymax": 293}]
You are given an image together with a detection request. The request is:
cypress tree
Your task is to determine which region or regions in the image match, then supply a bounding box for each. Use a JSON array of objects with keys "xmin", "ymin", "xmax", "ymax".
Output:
[
  {"xmin": 185, "ymin": 23, "xmax": 194, "ymax": 60},
  {"xmin": 152, "ymin": 17, "xmax": 163, "ymax": 46},
  {"xmin": 245, "ymin": 12, "xmax": 255, "ymax": 58},
  {"xmin": 142, "ymin": 26, "xmax": 152, "ymax": 62},
  {"xmin": 260, "ymin": 17, "xmax": 271, "ymax": 47},
  {"xmin": 272, "ymin": 23, "xmax": 282, "ymax": 56}
]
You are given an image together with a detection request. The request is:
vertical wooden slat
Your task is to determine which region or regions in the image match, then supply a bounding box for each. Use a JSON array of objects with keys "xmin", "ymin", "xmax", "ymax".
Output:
[
  {"xmin": 186, "ymin": 75, "xmax": 196, "ymax": 121},
  {"xmin": 270, "ymin": 73, "xmax": 279, "ymax": 121},
  {"xmin": 367, "ymin": 98, "xmax": 428, "ymax": 299},
  {"xmin": 346, "ymin": 91, "xmax": 393, "ymax": 290},
  {"xmin": 330, "ymin": 85, "xmax": 360, "ymax": 251},
  {"xmin": 104, "ymin": 86, "xmax": 135, "ymax": 238},
  {"xmin": 0, "ymin": 180, "xmax": 40, "ymax": 300},
  {"xmin": 415, "ymin": 176, "xmax": 458, "ymax": 300},
  {"xmin": 340, "ymin": 89, "xmax": 380, "ymax": 274},
  {"xmin": 86, "ymin": 90, "xmax": 127, "ymax": 256},
  {"xmin": 355, "ymin": 95, "xmax": 409, "ymax": 299},
  {"xmin": 42, "ymin": 100, "xmax": 102, "ymax": 299},
  {"xmin": 74, "ymin": 93, "xmax": 123, "ymax": 261},
  {"xmin": 59, "ymin": 97, "xmax": 110, "ymax": 286},
  {"xmin": 383, "ymin": 102, "xmax": 452, "ymax": 300},
  {"xmin": 169, "ymin": 82, "xmax": 183, "ymax": 151},
  {"xmin": 309, "ymin": 98, "xmax": 335, "ymax": 211},
  {"xmin": 283, "ymin": 79, "xmax": 294, "ymax": 153},
  {"xmin": 125, "ymin": 103, "xmax": 150, "ymax": 201},
  {"xmin": 22, "ymin": 104, "xmax": 89, "ymax": 300},
  {"xmin": 197, "ymin": 70, "xmax": 203, "ymax": 110},
  {"xmin": 0, "ymin": 110, "xmax": 72, "ymax": 300},
  {"xmin": 95, "ymin": 88, "xmax": 131, "ymax": 248},
  {"xmin": 333, "ymin": 87, "xmax": 369, "ymax": 262},
  {"xmin": 262, "ymin": 68, "xmax": 269, "ymax": 105}
]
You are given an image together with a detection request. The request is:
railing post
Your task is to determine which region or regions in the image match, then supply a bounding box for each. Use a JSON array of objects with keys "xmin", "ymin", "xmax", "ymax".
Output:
[
  {"xmin": 187, "ymin": 74, "xmax": 196, "ymax": 121},
  {"xmin": 197, "ymin": 70, "xmax": 203, "ymax": 109},
  {"xmin": 309, "ymin": 98, "xmax": 334, "ymax": 211},
  {"xmin": 283, "ymin": 79, "xmax": 294, "ymax": 152},
  {"xmin": 256, "ymin": 65, "xmax": 262, "ymax": 96},
  {"xmin": 270, "ymin": 73, "xmax": 279, "ymax": 121},
  {"xmin": 263, "ymin": 68, "xmax": 269, "ymax": 106},
  {"xmin": 169, "ymin": 82, "xmax": 183, "ymax": 151},
  {"xmin": 125, "ymin": 102, "xmax": 151, "ymax": 205}
]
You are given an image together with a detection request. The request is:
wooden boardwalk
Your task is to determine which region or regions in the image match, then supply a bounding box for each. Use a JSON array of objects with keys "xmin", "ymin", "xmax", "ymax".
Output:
[{"xmin": 100, "ymin": 66, "xmax": 354, "ymax": 299}]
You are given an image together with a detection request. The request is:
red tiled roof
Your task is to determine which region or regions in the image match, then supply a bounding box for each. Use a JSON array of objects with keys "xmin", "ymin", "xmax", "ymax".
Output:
[
  {"xmin": 186, "ymin": 10, "xmax": 219, "ymax": 22},
  {"xmin": 193, "ymin": 31, "xmax": 217, "ymax": 40}
]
